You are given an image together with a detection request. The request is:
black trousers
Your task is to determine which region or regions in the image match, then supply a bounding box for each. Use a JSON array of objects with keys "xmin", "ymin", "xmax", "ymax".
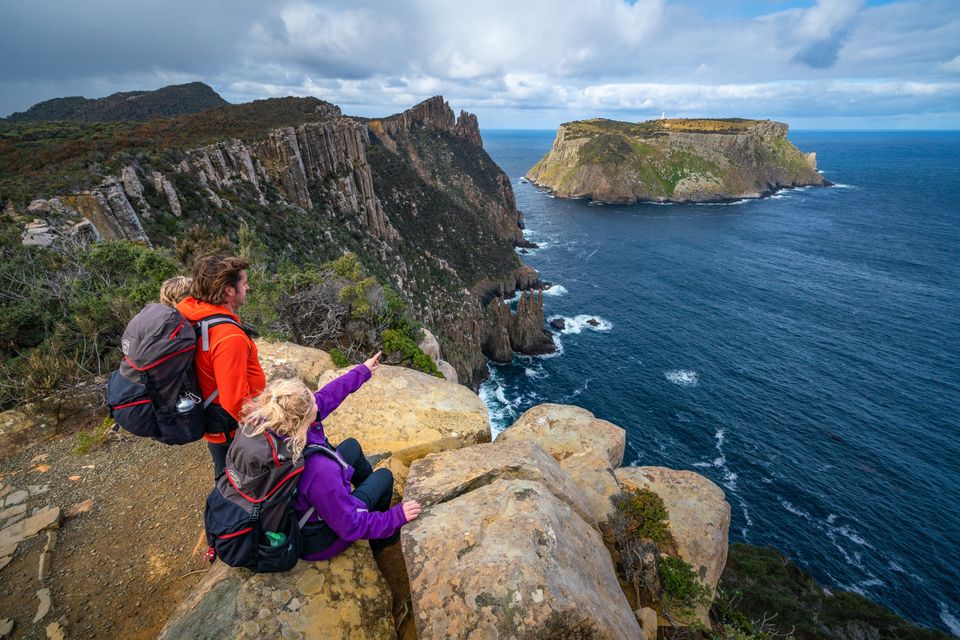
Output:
[
  {"xmin": 205, "ymin": 404, "xmax": 237, "ymax": 480},
  {"xmin": 335, "ymin": 437, "xmax": 398, "ymax": 552}
]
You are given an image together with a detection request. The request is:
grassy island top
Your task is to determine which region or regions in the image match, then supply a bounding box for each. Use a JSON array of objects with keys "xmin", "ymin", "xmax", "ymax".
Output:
[{"xmin": 561, "ymin": 117, "xmax": 775, "ymax": 138}]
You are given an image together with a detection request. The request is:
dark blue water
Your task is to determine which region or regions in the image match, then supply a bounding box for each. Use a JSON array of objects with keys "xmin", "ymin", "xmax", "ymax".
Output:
[{"xmin": 479, "ymin": 130, "xmax": 960, "ymax": 635}]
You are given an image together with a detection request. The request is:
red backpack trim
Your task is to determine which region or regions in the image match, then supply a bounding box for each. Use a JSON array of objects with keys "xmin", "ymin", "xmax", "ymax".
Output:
[
  {"xmin": 225, "ymin": 468, "xmax": 304, "ymax": 505},
  {"xmin": 123, "ymin": 345, "xmax": 195, "ymax": 372}
]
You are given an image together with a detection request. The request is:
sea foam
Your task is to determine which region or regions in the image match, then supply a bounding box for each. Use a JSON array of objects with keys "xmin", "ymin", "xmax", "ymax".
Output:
[{"xmin": 664, "ymin": 369, "xmax": 699, "ymax": 387}]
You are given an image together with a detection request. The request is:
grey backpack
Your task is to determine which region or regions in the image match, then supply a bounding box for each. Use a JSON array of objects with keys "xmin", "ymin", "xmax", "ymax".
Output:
[{"xmin": 106, "ymin": 303, "xmax": 240, "ymax": 445}]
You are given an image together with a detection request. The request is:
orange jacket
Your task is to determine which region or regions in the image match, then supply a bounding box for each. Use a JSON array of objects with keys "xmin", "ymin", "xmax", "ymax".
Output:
[{"xmin": 176, "ymin": 297, "xmax": 266, "ymax": 443}]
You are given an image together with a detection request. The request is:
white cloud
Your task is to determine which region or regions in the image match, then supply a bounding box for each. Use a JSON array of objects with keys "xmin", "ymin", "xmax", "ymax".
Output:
[
  {"xmin": 943, "ymin": 55, "xmax": 960, "ymax": 73},
  {"xmin": 1, "ymin": 0, "xmax": 959, "ymax": 127}
]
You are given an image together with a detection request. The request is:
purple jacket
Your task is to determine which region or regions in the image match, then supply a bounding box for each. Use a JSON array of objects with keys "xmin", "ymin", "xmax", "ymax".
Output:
[{"xmin": 293, "ymin": 364, "xmax": 407, "ymax": 561}]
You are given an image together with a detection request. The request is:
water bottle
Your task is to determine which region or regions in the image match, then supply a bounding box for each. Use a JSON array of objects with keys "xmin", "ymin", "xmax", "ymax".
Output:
[{"xmin": 175, "ymin": 393, "xmax": 197, "ymax": 414}]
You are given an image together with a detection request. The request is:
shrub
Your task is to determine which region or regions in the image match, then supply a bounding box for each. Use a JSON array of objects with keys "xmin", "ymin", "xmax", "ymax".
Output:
[
  {"xmin": 330, "ymin": 348, "xmax": 349, "ymax": 368},
  {"xmin": 611, "ymin": 488, "xmax": 672, "ymax": 547},
  {"xmin": 382, "ymin": 329, "xmax": 440, "ymax": 377},
  {"xmin": 660, "ymin": 554, "xmax": 712, "ymax": 616},
  {"xmin": 0, "ymin": 237, "xmax": 178, "ymax": 408}
]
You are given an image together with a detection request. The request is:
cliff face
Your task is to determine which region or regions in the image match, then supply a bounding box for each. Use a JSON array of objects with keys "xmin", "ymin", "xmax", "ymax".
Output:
[
  {"xmin": 527, "ymin": 117, "xmax": 827, "ymax": 203},
  {"xmin": 12, "ymin": 96, "xmax": 548, "ymax": 387}
]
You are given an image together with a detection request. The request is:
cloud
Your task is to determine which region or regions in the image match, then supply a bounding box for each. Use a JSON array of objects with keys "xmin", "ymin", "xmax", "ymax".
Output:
[
  {"xmin": 944, "ymin": 55, "xmax": 960, "ymax": 73},
  {"xmin": 789, "ymin": 0, "xmax": 864, "ymax": 68},
  {"xmin": 1, "ymin": 0, "xmax": 958, "ymax": 127}
]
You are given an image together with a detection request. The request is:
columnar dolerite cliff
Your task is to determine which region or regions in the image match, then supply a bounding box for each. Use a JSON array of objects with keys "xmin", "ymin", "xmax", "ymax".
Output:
[
  {"xmin": 527, "ymin": 117, "xmax": 827, "ymax": 203},
  {"xmin": 4, "ymin": 96, "xmax": 547, "ymax": 387}
]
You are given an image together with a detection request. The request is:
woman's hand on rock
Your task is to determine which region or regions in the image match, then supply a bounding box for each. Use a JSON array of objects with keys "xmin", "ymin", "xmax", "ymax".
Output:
[
  {"xmin": 402, "ymin": 500, "xmax": 422, "ymax": 522},
  {"xmin": 364, "ymin": 351, "xmax": 382, "ymax": 372}
]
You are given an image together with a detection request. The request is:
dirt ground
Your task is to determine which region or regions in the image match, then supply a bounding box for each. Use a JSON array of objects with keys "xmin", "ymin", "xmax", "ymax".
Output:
[{"xmin": 0, "ymin": 427, "xmax": 215, "ymax": 639}]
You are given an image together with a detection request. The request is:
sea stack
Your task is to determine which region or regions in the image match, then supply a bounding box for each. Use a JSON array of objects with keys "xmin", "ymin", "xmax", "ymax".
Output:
[{"xmin": 527, "ymin": 118, "xmax": 827, "ymax": 203}]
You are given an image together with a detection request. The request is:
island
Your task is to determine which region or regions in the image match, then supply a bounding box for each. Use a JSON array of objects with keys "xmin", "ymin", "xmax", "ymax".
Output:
[{"xmin": 527, "ymin": 117, "xmax": 828, "ymax": 203}]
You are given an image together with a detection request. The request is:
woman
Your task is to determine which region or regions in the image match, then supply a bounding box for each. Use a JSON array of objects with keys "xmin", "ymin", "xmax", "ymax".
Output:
[{"xmin": 241, "ymin": 352, "xmax": 421, "ymax": 560}]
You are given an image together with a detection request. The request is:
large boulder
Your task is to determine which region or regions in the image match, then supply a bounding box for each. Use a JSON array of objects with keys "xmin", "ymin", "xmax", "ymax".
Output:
[
  {"xmin": 317, "ymin": 365, "xmax": 490, "ymax": 477},
  {"xmin": 159, "ymin": 544, "xmax": 394, "ymax": 640},
  {"xmin": 498, "ymin": 404, "xmax": 625, "ymax": 525},
  {"xmin": 404, "ymin": 439, "xmax": 597, "ymax": 528},
  {"xmin": 615, "ymin": 466, "xmax": 731, "ymax": 626},
  {"xmin": 256, "ymin": 340, "xmax": 336, "ymax": 388},
  {"xmin": 402, "ymin": 477, "xmax": 641, "ymax": 639}
]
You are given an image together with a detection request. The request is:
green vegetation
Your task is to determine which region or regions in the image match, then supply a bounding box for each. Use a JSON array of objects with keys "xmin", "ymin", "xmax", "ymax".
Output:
[
  {"xmin": 72, "ymin": 416, "xmax": 114, "ymax": 455},
  {"xmin": 381, "ymin": 329, "xmax": 441, "ymax": 377},
  {"xmin": 611, "ymin": 487, "xmax": 672, "ymax": 546},
  {"xmin": 563, "ymin": 117, "xmax": 767, "ymax": 139},
  {"xmin": 714, "ymin": 544, "xmax": 952, "ymax": 640},
  {"xmin": 660, "ymin": 554, "xmax": 713, "ymax": 618},
  {"xmin": 0, "ymin": 96, "xmax": 340, "ymax": 206},
  {"xmin": 329, "ymin": 348, "xmax": 349, "ymax": 368},
  {"xmin": 0, "ymin": 221, "xmax": 178, "ymax": 407}
]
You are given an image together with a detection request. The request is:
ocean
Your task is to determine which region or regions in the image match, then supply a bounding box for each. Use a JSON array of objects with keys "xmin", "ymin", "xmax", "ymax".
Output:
[{"xmin": 478, "ymin": 129, "xmax": 960, "ymax": 635}]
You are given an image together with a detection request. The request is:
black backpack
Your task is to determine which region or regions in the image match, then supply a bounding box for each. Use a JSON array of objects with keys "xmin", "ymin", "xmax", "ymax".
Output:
[
  {"xmin": 106, "ymin": 303, "xmax": 244, "ymax": 445},
  {"xmin": 203, "ymin": 431, "xmax": 343, "ymax": 572}
]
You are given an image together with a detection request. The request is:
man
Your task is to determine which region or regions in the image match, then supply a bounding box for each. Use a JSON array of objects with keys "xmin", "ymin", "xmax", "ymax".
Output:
[{"xmin": 177, "ymin": 254, "xmax": 266, "ymax": 478}]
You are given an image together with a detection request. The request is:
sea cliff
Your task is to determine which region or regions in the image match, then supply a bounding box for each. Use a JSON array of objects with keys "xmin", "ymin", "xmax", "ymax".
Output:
[
  {"xmin": 527, "ymin": 117, "xmax": 827, "ymax": 203},
  {"xmin": 1, "ymin": 94, "xmax": 551, "ymax": 390}
]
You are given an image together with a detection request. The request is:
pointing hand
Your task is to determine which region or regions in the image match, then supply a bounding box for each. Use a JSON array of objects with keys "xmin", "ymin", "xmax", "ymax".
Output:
[{"xmin": 364, "ymin": 351, "xmax": 382, "ymax": 372}]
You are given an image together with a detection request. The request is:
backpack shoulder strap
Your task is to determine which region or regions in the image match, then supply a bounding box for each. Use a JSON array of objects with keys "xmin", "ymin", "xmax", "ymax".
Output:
[
  {"xmin": 297, "ymin": 444, "xmax": 350, "ymax": 529},
  {"xmin": 303, "ymin": 443, "xmax": 349, "ymax": 469},
  {"xmin": 195, "ymin": 314, "xmax": 242, "ymax": 353}
]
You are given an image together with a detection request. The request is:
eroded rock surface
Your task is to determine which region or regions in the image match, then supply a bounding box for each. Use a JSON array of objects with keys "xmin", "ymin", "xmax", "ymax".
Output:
[
  {"xmin": 404, "ymin": 439, "xmax": 597, "ymax": 528},
  {"xmin": 317, "ymin": 365, "xmax": 490, "ymax": 475},
  {"xmin": 159, "ymin": 544, "xmax": 394, "ymax": 640},
  {"xmin": 615, "ymin": 465, "xmax": 731, "ymax": 626},
  {"xmin": 402, "ymin": 478, "xmax": 640, "ymax": 640},
  {"xmin": 498, "ymin": 403, "xmax": 626, "ymax": 525},
  {"xmin": 256, "ymin": 340, "xmax": 336, "ymax": 388}
]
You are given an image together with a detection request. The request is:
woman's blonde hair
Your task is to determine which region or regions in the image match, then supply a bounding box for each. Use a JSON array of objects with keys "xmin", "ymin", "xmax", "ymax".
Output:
[
  {"xmin": 240, "ymin": 379, "xmax": 315, "ymax": 461},
  {"xmin": 159, "ymin": 275, "xmax": 193, "ymax": 307}
]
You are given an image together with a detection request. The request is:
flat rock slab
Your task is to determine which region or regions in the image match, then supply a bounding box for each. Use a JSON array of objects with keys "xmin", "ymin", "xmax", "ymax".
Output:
[
  {"xmin": 615, "ymin": 466, "xmax": 731, "ymax": 626},
  {"xmin": 403, "ymin": 478, "xmax": 641, "ymax": 640},
  {"xmin": 405, "ymin": 439, "xmax": 597, "ymax": 528},
  {"xmin": 499, "ymin": 403, "xmax": 626, "ymax": 467},
  {"xmin": 319, "ymin": 365, "xmax": 490, "ymax": 472},
  {"xmin": 0, "ymin": 506, "xmax": 60, "ymax": 547},
  {"xmin": 33, "ymin": 588, "xmax": 51, "ymax": 623},
  {"xmin": 256, "ymin": 340, "xmax": 335, "ymax": 388},
  {"xmin": 159, "ymin": 543, "xmax": 394, "ymax": 640},
  {"xmin": 499, "ymin": 403, "xmax": 626, "ymax": 523}
]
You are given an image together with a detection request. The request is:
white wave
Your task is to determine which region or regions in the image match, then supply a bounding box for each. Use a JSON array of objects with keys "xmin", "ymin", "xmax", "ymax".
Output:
[
  {"xmin": 664, "ymin": 369, "xmax": 699, "ymax": 387},
  {"xmin": 543, "ymin": 284, "xmax": 567, "ymax": 297},
  {"xmin": 858, "ymin": 578, "xmax": 885, "ymax": 588},
  {"xmin": 831, "ymin": 183, "xmax": 855, "ymax": 189},
  {"xmin": 837, "ymin": 526, "xmax": 874, "ymax": 549},
  {"xmin": 696, "ymin": 198, "xmax": 753, "ymax": 206},
  {"xmin": 723, "ymin": 471, "xmax": 738, "ymax": 491},
  {"xmin": 563, "ymin": 378, "xmax": 591, "ymax": 401},
  {"xmin": 548, "ymin": 314, "xmax": 613, "ymax": 334},
  {"xmin": 523, "ymin": 365, "xmax": 548, "ymax": 380},
  {"xmin": 939, "ymin": 602, "xmax": 960, "ymax": 637},
  {"xmin": 778, "ymin": 498, "xmax": 812, "ymax": 520},
  {"xmin": 518, "ymin": 177, "xmax": 530, "ymax": 184},
  {"xmin": 479, "ymin": 366, "xmax": 522, "ymax": 437},
  {"xmin": 826, "ymin": 514, "xmax": 838, "ymax": 525},
  {"xmin": 536, "ymin": 332, "xmax": 565, "ymax": 359}
]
